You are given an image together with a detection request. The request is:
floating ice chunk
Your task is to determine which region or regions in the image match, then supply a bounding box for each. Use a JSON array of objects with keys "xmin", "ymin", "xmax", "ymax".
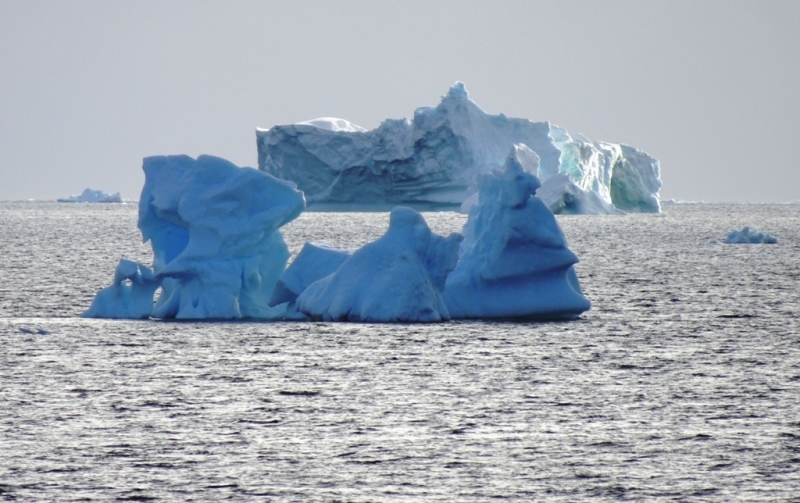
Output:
[
  {"xmin": 257, "ymin": 82, "xmax": 661, "ymax": 213},
  {"xmin": 83, "ymin": 259, "xmax": 160, "ymax": 319},
  {"xmin": 296, "ymin": 207, "xmax": 463, "ymax": 322},
  {"xmin": 269, "ymin": 242, "xmax": 352, "ymax": 306},
  {"xmin": 18, "ymin": 327, "xmax": 51, "ymax": 335},
  {"xmin": 443, "ymin": 147, "xmax": 591, "ymax": 319},
  {"xmin": 58, "ymin": 188, "xmax": 122, "ymax": 203},
  {"xmin": 723, "ymin": 226, "xmax": 777, "ymax": 244},
  {"xmin": 536, "ymin": 173, "xmax": 623, "ymax": 215}
]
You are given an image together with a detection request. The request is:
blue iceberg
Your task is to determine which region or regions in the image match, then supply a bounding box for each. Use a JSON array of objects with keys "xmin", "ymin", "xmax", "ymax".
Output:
[
  {"xmin": 83, "ymin": 155, "xmax": 305, "ymax": 319},
  {"xmin": 443, "ymin": 146, "xmax": 591, "ymax": 319}
]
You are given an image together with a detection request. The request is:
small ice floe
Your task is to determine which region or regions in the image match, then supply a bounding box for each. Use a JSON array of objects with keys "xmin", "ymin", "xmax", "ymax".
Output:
[
  {"xmin": 723, "ymin": 226, "xmax": 777, "ymax": 244},
  {"xmin": 18, "ymin": 327, "xmax": 51, "ymax": 335}
]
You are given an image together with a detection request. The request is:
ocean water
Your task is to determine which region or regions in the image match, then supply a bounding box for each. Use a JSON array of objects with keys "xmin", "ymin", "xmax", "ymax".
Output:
[{"xmin": 1, "ymin": 201, "xmax": 799, "ymax": 501}]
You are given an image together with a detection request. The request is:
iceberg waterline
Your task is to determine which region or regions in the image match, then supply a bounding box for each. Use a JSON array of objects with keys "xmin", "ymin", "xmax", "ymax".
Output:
[
  {"xmin": 257, "ymin": 82, "xmax": 661, "ymax": 214},
  {"xmin": 85, "ymin": 151, "xmax": 590, "ymax": 321}
]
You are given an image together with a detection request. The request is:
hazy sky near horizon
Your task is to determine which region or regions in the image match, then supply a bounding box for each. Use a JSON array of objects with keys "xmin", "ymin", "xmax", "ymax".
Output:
[{"xmin": 1, "ymin": 0, "xmax": 798, "ymax": 202}]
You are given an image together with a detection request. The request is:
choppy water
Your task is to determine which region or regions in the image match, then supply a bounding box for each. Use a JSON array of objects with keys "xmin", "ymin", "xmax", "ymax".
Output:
[{"xmin": 1, "ymin": 202, "xmax": 799, "ymax": 501}]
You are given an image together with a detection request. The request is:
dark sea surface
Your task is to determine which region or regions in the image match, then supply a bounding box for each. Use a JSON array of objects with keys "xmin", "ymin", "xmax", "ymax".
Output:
[{"xmin": 1, "ymin": 201, "xmax": 799, "ymax": 501}]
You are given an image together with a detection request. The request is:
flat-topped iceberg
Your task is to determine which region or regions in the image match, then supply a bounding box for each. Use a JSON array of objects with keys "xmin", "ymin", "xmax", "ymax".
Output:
[
  {"xmin": 58, "ymin": 188, "xmax": 123, "ymax": 203},
  {"xmin": 296, "ymin": 207, "xmax": 463, "ymax": 322},
  {"xmin": 83, "ymin": 154, "xmax": 305, "ymax": 319},
  {"xmin": 724, "ymin": 226, "xmax": 777, "ymax": 244},
  {"xmin": 257, "ymin": 82, "xmax": 661, "ymax": 213},
  {"xmin": 443, "ymin": 146, "xmax": 591, "ymax": 319}
]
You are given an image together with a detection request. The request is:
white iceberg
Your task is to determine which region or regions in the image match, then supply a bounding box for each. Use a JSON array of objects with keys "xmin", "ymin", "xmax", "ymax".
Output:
[
  {"xmin": 443, "ymin": 146, "xmax": 591, "ymax": 319},
  {"xmin": 83, "ymin": 154, "xmax": 305, "ymax": 319},
  {"xmin": 295, "ymin": 207, "xmax": 463, "ymax": 322},
  {"xmin": 723, "ymin": 227, "xmax": 777, "ymax": 244},
  {"xmin": 257, "ymin": 82, "xmax": 661, "ymax": 213},
  {"xmin": 58, "ymin": 188, "xmax": 123, "ymax": 203}
]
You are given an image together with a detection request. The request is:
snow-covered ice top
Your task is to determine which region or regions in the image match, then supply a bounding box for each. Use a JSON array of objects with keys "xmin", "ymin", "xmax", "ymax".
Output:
[
  {"xmin": 295, "ymin": 207, "xmax": 463, "ymax": 322},
  {"xmin": 297, "ymin": 117, "xmax": 368, "ymax": 133},
  {"xmin": 257, "ymin": 82, "xmax": 661, "ymax": 213},
  {"xmin": 723, "ymin": 226, "xmax": 777, "ymax": 244},
  {"xmin": 84, "ymin": 154, "xmax": 305, "ymax": 319},
  {"xmin": 58, "ymin": 188, "xmax": 122, "ymax": 203},
  {"xmin": 443, "ymin": 146, "xmax": 591, "ymax": 319}
]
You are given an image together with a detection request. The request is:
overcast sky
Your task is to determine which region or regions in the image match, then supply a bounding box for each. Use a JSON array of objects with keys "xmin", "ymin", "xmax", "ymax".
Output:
[{"xmin": 1, "ymin": 0, "xmax": 798, "ymax": 202}]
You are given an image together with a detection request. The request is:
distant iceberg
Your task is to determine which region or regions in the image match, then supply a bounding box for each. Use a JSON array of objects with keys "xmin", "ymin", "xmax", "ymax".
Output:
[
  {"xmin": 83, "ymin": 155, "xmax": 305, "ymax": 320},
  {"xmin": 723, "ymin": 227, "xmax": 777, "ymax": 244},
  {"xmin": 257, "ymin": 82, "xmax": 661, "ymax": 214},
  {"xmin": 444, "ymin": 146, "xmax": 591, "ymax": 319},
  {"xmin": 58, "ymin": 188, "xmax": 122, "ymax": 203}
]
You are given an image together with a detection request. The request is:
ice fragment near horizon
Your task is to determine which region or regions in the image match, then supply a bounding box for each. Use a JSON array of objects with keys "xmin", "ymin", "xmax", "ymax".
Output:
[
  {"xmin": 83, "ymin": 155, "xmax": 305, "ymax": 319},
  {"xmin": 723, "ymin": 226, "xmax": 777, "ymax": 244},
  {"xmin": 295, "ymin": 207, "xmax": 463, "ymax": 322},
  {"xmin": 443, "ymin": 146, "xmax": 591, "ymax": 319},
  {"xmin": 58, "ymin": 188, "xmax": 122, "ymax": 203},
  {"xmin": 257, "ymin": 82, "xmax": 661, "ymax": 213}
]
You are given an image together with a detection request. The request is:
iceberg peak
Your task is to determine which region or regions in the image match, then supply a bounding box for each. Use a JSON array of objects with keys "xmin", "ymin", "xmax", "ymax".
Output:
[{"xmin": 445, "ymin": 81, "xmax": 470, "ymax": 101}]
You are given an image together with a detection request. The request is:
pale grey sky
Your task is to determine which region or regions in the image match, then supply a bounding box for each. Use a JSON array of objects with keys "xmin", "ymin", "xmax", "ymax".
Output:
[{"xmin": 1, "ymin": 0, "xmax": 798, "ymax": 202}]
